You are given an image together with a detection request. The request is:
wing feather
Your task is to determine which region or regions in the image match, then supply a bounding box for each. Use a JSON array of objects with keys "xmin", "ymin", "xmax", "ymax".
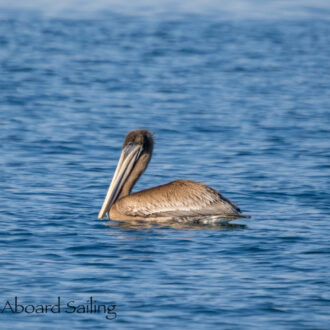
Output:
[{"xmin": 115, "ymin": 180, "xmax": 242, "ymax": 218}]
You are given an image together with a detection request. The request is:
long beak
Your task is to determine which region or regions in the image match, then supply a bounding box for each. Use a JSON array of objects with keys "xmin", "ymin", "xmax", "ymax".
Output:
[{"xmin": 98, "ymin": 144, "xmax": 142, "ymax": 219}]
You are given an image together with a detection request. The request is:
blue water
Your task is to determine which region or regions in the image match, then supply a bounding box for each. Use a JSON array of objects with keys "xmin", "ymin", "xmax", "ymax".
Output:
[{"xmin": 1, "ymin": 1, "xmax": 330, "ymax": 328}]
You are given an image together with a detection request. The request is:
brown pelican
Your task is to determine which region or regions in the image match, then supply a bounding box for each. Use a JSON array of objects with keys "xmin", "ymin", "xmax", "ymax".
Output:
[{"xmin": 98, "ymin": 130, "xmax": 249, "ymax": 222}]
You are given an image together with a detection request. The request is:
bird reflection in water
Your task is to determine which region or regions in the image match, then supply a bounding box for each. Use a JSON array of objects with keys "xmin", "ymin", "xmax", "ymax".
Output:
[{"xmin": 103, "ymin": 218, "xmax": 247, "ymax": 231}]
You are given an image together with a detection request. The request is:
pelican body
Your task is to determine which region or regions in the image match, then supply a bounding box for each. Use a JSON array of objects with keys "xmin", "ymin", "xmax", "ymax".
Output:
[{"xmin": 99, "ymin": 130, "xmax": 249, "ymax": 222}]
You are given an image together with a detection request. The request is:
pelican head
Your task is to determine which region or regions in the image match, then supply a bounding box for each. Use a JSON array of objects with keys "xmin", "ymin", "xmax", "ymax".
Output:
[{"xmin": 98, "ymin": 130, "xmax": 153, "ymax": 219}]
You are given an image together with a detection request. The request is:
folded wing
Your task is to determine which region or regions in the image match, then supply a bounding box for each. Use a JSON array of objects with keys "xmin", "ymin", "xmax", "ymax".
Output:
[{"xmin": 115, "ymin": 179, "xmax": 243, "ymax": 218}]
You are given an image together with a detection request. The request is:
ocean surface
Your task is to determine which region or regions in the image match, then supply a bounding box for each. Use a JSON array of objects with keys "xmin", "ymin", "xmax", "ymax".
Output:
[{"xmin": 0, "ymin": 1, "xmax": 330, "ymax": 328}]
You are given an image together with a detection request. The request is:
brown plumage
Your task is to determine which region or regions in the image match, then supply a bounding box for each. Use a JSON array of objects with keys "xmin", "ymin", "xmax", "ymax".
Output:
[{"xmin": 98, "ymin": 130, "xmax": 249, "ymax": 222}]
